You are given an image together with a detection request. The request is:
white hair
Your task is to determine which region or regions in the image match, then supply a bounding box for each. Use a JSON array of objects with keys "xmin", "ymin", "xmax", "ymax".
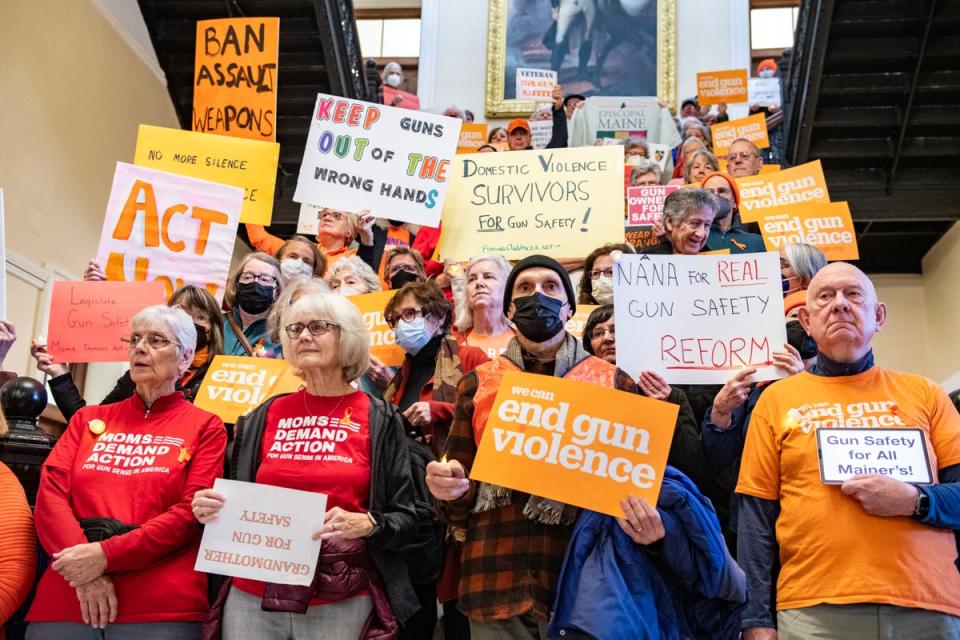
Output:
[
  {"xmin": 784, "ymin": 242, "xmax": 828, "ymax": 284},
  {"xmin": 130, "ymin": 305, "xmax": 196, "ymax": 376},
  {"xmin": 326, "ymin": 255, "xmax": 382, "ymax": 293},
  {"xmin": 454, "ymin": 255, "xmax": 513, "ymax": 331},
  {"xmin": 280, "ymin": 293, "xmax": 370, "ymax": 383}
]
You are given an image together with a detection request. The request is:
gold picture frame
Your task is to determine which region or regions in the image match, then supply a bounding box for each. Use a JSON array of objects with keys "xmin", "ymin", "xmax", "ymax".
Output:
[{"xmin": 485, "ymin": 0, "xmax": 677, "ymax": 119}]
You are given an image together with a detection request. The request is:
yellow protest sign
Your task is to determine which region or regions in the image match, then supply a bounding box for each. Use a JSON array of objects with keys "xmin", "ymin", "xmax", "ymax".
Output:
[
  {"xmin": 736, "ymin": 160, "xmax": 830, "ymax": 223},
  {"xmin": 469, "ymin": 371, "xmax": 679, "ymax": 517},
  {"xmin": 348, "ymin": 290, "xmax": 405, "ymax": 367},
  {"xmin": 194, "ymin": 356, "xmax": 294, "ymax": 423},
  {"xmin": 193, "ymin": 18, "xmax": 279, "ymax": 142},
  {"xmin": 439, "ymin": 146, "xmax": 625, "ymax": 260},
  {"xmin": 565, "ymin": 305, "xmax": 600, "ymax": 338},
  {"xmin": 711, "ymin": 113, "xmax": 769, "ymax": 157},
  {"xmin": 134, "ymin": 124, "xmax": 280, "ymax": 225},
  {"xmin": 457, "ymin": 123, "xmax": 489, "ymax": 154},
  {"xmin": 697, "ymin": 69, "xmax": 749, "ymax": 106},
  {"xmin": 758, "ymin": 201, "xmax": 858, "ymax": 261}
]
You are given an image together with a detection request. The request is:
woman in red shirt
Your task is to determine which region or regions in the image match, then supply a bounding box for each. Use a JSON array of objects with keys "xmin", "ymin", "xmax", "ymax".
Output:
[
  {"xmin": 192, "ymin": 292, "xmax": 418, "ymax": 639},
  {"xmin": 27, "ymin": 305, "xmax": 227, "ymax": 640}
]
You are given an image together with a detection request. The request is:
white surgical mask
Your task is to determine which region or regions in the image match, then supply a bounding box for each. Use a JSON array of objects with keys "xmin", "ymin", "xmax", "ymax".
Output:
[
  {"xmin": 625, "ymin": 153, "xmax": 643, "ymax": 166},
  {"xmin": 759, "ymin": 69, "xmax": 775, "ymax": 78},
  {"xmin": 592, "ymin": 276, "xmax": 614, "ymax": 305},
  {"xmin": 280, "ymin": 258, "xmax": 312, "ymax": 283},
  {"xmin": 386, "ymin": 73, "xmax": 402, "ymax": 88}
]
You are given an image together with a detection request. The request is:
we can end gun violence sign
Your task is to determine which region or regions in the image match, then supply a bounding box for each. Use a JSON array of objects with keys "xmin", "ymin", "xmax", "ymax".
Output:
[
  {"xmin": 613, "ymin": 253, "xmax": 788, "ymax": 385},
  {"xmin": 294, "ymin": 94, "xmax": 462, "ymax": 227},
  {"xmin": 439, "ymin": 145, "xmax": 625, "ymax": 260}
]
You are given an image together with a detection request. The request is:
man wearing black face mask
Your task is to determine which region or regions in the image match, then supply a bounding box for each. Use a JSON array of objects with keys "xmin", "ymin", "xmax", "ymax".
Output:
[
  {"xmin": 701, "ymin": 172, "xmax": 765, "ymax": 254},
  {"xmin": 425, "ymin": 255, "xmax": 705, "ymax": 638},
  {"xmin": 356, "ymin": 212, "xmax": 418, "ymax": 288}
]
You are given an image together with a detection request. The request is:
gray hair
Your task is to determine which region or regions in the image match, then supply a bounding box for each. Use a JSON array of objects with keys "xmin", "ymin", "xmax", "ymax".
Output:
[
  {"xmin": 454, "ymin": 255, "xmax": 513, "ymax": 331},
  {"xmin": 279, "ymin": 293, "xmax": 370, "ymax": 383},
  {"xmin": 682, "ymin": 118, "xmax": 711, "ymax": 145},
  {"xmin": 661, "ymin": 188, "xmax": 720, "ymax": 228},
  {"xmin": 683, "ymin": 149, "xmax": 719, "ymax": 183},
  {"xmin": 783, "ymin": 242, "xmax": 828, "ymax": 284},
  {"xmin": 624, "ymin": 137, "xmax": 649, "ymax": 156},
  {"xmin": 325, "ymin": 255, "xmax": 382, "ymax": 293},
  {"xmin": 267, "ymin": 277, "xmax": 331, "ymax": 344},
  {"xmin": 629, "ymin": 160, "xmax": 663, "ymax": 184},
  {"xmin": 130, "ymin": 305, "xmax": 196, "ymax": 376}
]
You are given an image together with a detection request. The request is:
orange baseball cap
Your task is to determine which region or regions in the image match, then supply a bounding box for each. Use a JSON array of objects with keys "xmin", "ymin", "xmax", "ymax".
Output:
[
  {"xmin": 784, "ymin": 290, "xmax": 807, "ymax": 315},
  {"xmin": 700, "ymin": 171, "xmax": 740, "ymax": 209},
  {"xmin": 507, "ymin": 119, "xmax": 531, "ymax": 133}
]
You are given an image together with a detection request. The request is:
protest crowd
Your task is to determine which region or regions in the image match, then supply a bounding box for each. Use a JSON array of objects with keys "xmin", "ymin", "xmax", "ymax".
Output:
[{"xmin": 2, "ymin": 12, "xmax": 960, "ymax": 640}]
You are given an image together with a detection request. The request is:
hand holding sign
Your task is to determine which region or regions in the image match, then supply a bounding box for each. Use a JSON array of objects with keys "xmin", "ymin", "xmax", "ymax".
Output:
[
  {"xmin": 192, "ymin": 488, "xmax": 227, "ymax": 524},
  {"xmin": 840, "ymin": 474, "xmax": 920, "ymax": 518}
]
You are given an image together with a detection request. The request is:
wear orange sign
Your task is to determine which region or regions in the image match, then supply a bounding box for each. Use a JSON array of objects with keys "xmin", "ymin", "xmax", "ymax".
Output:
[
  {"xmin": 457, "ymin": 123, "xmax": 490, "ymax": 154},
  {"xmin": 469, "ymin": 371, "xmax": 679, "ymax": 517},
  {"xmin": 697, "ymin": 69, "xmax": 749, "ymax": 106},
  {"xmin": 194, "ymin": 356, "xmax": 297, "ymax": 423},
  {"xmin": 347, "ymin": 291, "xmax": 406, "ymax": 367},
  {"xmin": 711, "ymin": 113, "xmax": 769, "ymax": 157},
  {"xmin": 758, "ymin": 201, "xmax": 859, "ymax": 261},
  {"xmin": 736, "ymin": 160, "xmax": 830, "ymax": 223},
  {"xmin": 193, "ymin": 18, "xmax": 279, "ymax": 142},
  {"xmin": 46, "ymin": 281, "xmax": 166, "ymax": 363}
]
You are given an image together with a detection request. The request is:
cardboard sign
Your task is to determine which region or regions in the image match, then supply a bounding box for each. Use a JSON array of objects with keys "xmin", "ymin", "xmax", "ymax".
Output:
[
  {"xmin": 0, "ymin": 188, "xmax": 6, "ymax": 319},
  {"xmin": 816, "ymin": 428, "xmax": 932, "ymax": 484},
  {"xmin": 134, "ymin": 124, "xmax": 279, "ymax": 225},
  {"xmin": 46, "ymin": 281, "xmax": 166, "ymax": 363},
  {"xmin": 529, "ymin": 119, "xmax": 553, "ymax": 149},
  {"xmin": 748, "ymin": 77, "xmax": 782, "ymax": 106},
  {"xmin": 565, "ymin": 305, "xmax": 600, "ymax": 339},
  {"xmin": 440, "ymin": 146, "xmax": 625, "ymax": 260},
  {"xmin": 383, "ymin": 86, "xmax": 421, "ymax": 110},
  {"xmin": 758, "ymin": 201, "xmax": 858, "ymax": 261},
  {"xmin": 195, "ymin": 478, "xmax": 327, "ymax": 586},
  {"xmin": 737, "ymin": 160, "xmax": 830, "ymax": 223},
  {"xmin": 297, "ymin": 203, "xmax": 321, "ymax": 235},
  {"xmin": 469, "ymin": 371, "xmax": 679, "ymax": 517},
  {"xmin": 294, "ymin": 94, "xmax": 461, "ymax": 227},
  {"xmin": 711, "ymin": 113, "xmax": 769, "ymax": 158},
  {"xmin": 457, "ymin": 123, "xmax": 490, "ymax": 154},
  {"xmin": 697, "ymin": 69, "xmax": 749, "ymax": 106},
  {"xmin": 348, "ymin": 290, "xmax": 405, "ymax": 367},
  {"xmin": 193, "ymin": 18, "xmax": 279, "ymax": 142},
  {"xmin": 614, "ymin": 253, "xmax": 788, "ymax": 385},
  {"xmin": 516, "ymin": 68, "xmax": 558, "ymax": 101},
  {"xmin": 194, "ymin": 356, "xmax": 297, "ymax": 423},
  {"xmin": 627, "ymin": 185, "xmax": 679, "ymax": 226},
  {"xmin": 95, "ymin": 162, "xmax": 242, "ymax": 303}
]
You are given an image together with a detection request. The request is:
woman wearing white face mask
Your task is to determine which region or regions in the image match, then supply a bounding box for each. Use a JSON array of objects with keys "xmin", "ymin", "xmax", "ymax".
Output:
[
  {"xmin": 578, "ymin": 244, "xmax": 635, "ymax": 306},
  {"xmin": 381, "ymin": 61, "xmax": 404, "ymax": 89},
  {"xmin": 275, "ymin": 236, "xmax": 325, "ymax": 285}
]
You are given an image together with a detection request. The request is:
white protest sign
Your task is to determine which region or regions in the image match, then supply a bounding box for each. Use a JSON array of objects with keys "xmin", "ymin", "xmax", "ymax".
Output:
[
  {"xmin": 626, "ymin": 185, "xmax": 678, "ymax": 226},
  {"xmin": 748, "ymin": 77, "xmax": 782, "ymax": 106},
  {"xmin": 529, "ymin": 119, "xmax": 553, "ymax": 149},
  {"xmin": 195, "ymin": 478, "xmax": 327, "ymax": 586},
  {"xmin": 297, "ymin": 203, "xmax": 320, "ymax": 235},
  {"xmin": 614, "ymin": 252, "xmax": 788, "ymax": 385},
  {"xmin": 294, "ymin": 94, "xmax": 462, "ymax": 227},
  {"xmin": 95, "ymin": 162, "xmax": 242, "ymax": 303},
  {"xmin": 0, "ymin": 188, "xmax": 6, "ymax": 318},
  {"xmin": 817, "ymin": 428, "xmax": 933, "ymax": 484},
  {"xmin": 516, "ymin": 68, "xmax": 558, "ymax": 101},
  {"xmin": 647, "ymin": 143, "xmax": 670, "ymax": 171}
]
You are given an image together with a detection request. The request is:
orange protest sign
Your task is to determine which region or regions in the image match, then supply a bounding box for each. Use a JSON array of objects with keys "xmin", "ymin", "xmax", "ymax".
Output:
[
  {"xmin": 711, "ymin": 113, "xmax": 769, "ymax": 157},
  {"xmin": 564, "ymin": 305, "xmax": 599, "ymax": 339},
  {"xmin": 193, "ymin": 18, "xmax": 279, "ymax": 142},
  {"xmin": 457, "ymin": 123, "xmax": 490, "ymax": 154},
  {"xmin": 736, "ymin": 160, "xmax": 830, "ymax": 223},
  {"xmin": 46, "ymin": 281, "xmax": 166, "ymax": 363},
  {"xmin": 348, "ymin": 291, "xmax": 405, "ymax": 367},
  {"xmin": 469, "ymin": 371, "xmax": 679, "ymax": 517},
  {"xmin": 697, "ymin": 69, "xmax": 748, "ymax": 106},
  {"xmin": 194, "ymin": 356, "xmax": 294, "ymax": 423},
  {"xmin": 758, "ymin": 201, "xmax": 858, "ymax": 261}
]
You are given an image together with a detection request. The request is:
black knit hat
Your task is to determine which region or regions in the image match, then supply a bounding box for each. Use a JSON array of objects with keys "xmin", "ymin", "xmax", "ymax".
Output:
[{"xmin": 503, "ymin": 255, "xmax": 576, "ymax": 315}]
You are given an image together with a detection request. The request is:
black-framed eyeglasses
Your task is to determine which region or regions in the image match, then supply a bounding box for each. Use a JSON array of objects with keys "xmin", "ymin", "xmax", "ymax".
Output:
[
  {"xmin": 385, "ymin": 307, "xmax": 427, "ymax": 328},
  {"xmin": 588, "ymin": 268, "xmax": 614, "ymax": 281},
  {"xmin": 238, "ymin": 272, "xmax": 279, "ymax": 286},
  {"xmin": 589, "ymin": 326, "xmax": 615, "ymax": 340},
  {"xmin": 285, "ymin": 320, "xmax": 340, "ymax": 339},
  {"xmin": 120, "ymin": 333, "xmax": 179, "ymax": 350},
  {"xmin": 388, "ymin": 264, "xmax": 418, "ymax": 277}
]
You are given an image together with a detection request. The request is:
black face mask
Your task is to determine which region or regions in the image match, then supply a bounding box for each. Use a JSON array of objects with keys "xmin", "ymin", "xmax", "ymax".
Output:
[
  {"xmin": 390, "ymin": 270, "xmax": 420, "ymax": 290},
  {"xmin": 714, "ymin": 197, "xmax": 732, "ymax": 220},
  {"xmin": 511, "ymin": 292, "xmax": 566, "ymax": 343},
  {"xmin": 237, "ymin": 282, "xmax": 275, "ymax": 314},
  {"xmin": 387, "ymin": 219, "xmax": 405, "ymax": 227},
  {"xmin": 781, "ymin": 274, "xmax": 790, "ymax": 294},
  {"xmin": 193, "ymin": 324, "xmax": 209, "ymax": 351}
]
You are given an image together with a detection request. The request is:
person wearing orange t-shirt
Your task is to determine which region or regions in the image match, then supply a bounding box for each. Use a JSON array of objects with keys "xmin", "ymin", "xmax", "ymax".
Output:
[
  {"xmin": 452, "ymin": 255, "xmax": 516, "ymax": 358},
  {"xmin": 245, "ymin": 208, "xmax": 359, "ymax": 276},
  {"xmin": 737, "ymin": 263, "xmax": 960, "ymax": 640}
]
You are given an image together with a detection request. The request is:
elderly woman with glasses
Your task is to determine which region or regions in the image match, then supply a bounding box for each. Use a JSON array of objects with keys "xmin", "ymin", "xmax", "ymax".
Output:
[
  {"xmin": 578, "ymin": 244, "xmax": 636, "ymax": 306},
  {"xmin": 192, "ymin": 293, "xmax": 419, "ymax": 639},
  {"xmin": 223, "ymin": 253, "xmax": 283, "ymax": 357},
  {"xmin": 26, "ymin": 305, "xmax": 227, "ymax": 640},
  {"xmin": 246, "ymin": 208, "xmax": 360, "ymax": 276}
]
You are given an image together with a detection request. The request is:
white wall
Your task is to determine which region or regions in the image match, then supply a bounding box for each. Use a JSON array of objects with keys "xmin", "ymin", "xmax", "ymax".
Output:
[{"xmin": 418, "ymin": 0, "xmax": 751, "ymax": 124}]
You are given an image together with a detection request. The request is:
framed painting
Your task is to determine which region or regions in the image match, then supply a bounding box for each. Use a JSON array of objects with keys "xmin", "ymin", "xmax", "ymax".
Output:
[{"xmin": 485, "ymin": 0, "xmax": 676, "ymax": 118}]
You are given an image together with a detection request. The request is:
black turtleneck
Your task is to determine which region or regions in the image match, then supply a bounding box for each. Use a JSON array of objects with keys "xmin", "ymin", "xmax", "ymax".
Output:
[
  {"xmin": 810, "ymin": 349, "xmax": 875, "ymax": 377},
  {"xmin": 398, "ymin": 334, "xmax": 443, "ymax": 412}
]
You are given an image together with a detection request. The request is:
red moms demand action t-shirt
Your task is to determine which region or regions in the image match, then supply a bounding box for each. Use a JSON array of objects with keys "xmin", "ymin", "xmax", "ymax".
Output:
[{"xmin": 233, "ymin": 390, "xmax": 372, "ymax": 600}]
